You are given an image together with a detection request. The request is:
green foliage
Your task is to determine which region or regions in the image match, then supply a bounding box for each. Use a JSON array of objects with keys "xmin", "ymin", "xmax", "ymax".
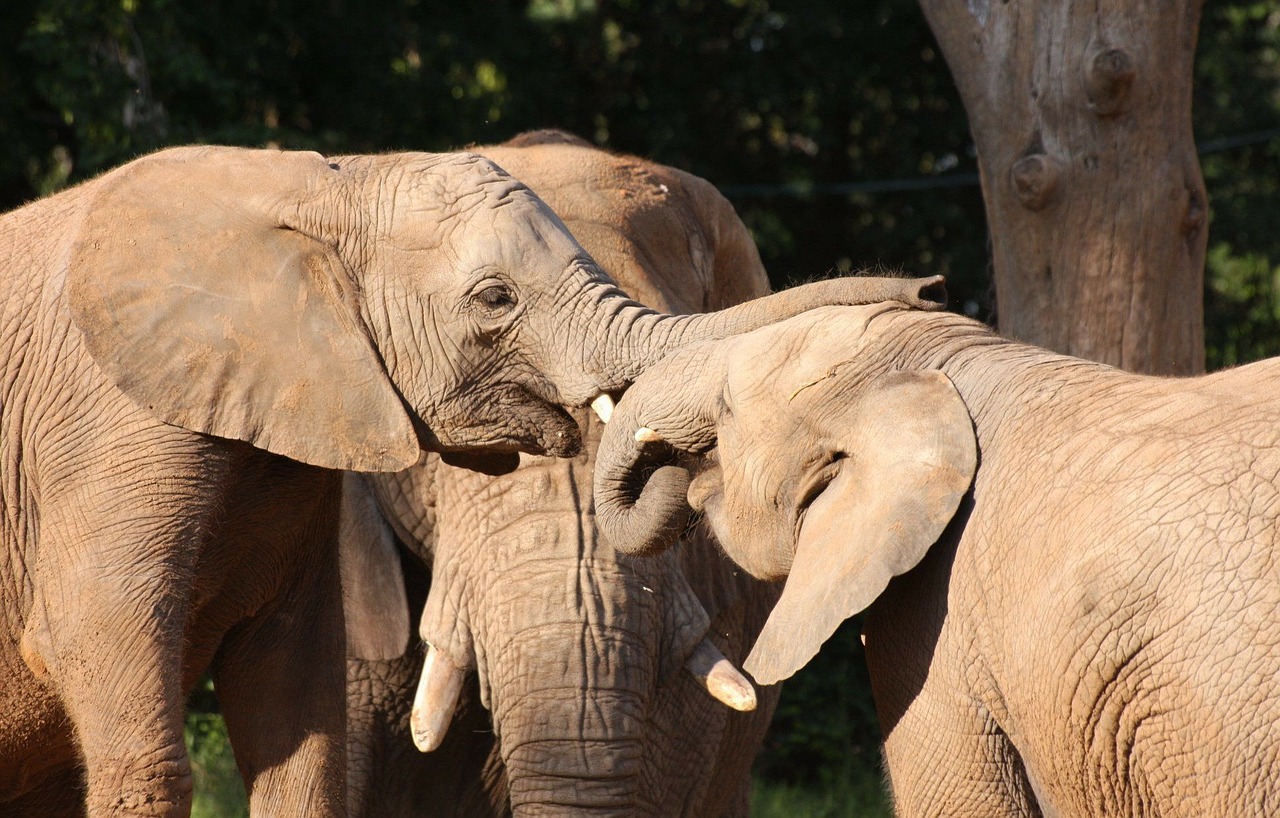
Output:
[
  {"xmin": 753, "ymin": 617, "xmax": 884, "ymax": 790},
  {"xmin": 1205, "ymin": 242, "xmax": 1280, "ymax": 367},
  {"xmin": 185, "ymin": 680, "xmax": 247, "ymax": 818},
  {"xmin": 1196, "ymin": 4, "xmax": 1280, "ymax": 367},
  {"xmin": 0, "ymin": 0, "xmax": 991, "ymax": 310}
]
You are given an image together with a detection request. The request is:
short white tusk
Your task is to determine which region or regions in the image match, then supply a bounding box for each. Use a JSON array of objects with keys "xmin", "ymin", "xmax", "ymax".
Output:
[
  {"xmin": 634, "ymin": 427, "xmax": 664, "ymax": 446},
  {"xmin": 685, "ymin": 638, "xmax": 757, "ymax": 712},
  {"xmin": 410, "ymin": 644, "xmax": 467, "ymax": 753},
  {"xmin": 591, "ymin": 393, "xmax": 615, "ymax": 424}
]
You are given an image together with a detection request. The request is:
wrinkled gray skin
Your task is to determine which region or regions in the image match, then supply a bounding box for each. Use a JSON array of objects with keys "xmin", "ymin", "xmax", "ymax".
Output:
[
  {"xmin": 343, "ymin": 131, "xmax": 786, "ymax": 817},
  {"xmin": 595, "ymin": 303, "xmax": 1280, "ymax": 817},
  {"xmin": 0, "ymin": 145, "xmax": 946, "ymax": 818}
]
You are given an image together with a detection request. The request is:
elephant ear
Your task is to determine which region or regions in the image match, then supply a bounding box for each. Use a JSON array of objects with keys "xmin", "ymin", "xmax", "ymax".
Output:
[
  {"xmin": 339, "ymin": 473, "xmax": 412, "ymax": 661},
  {"xmin": 67, "ymin": 146, "xmax": 419, "ymax": 472},
  {"xmin": 744, "ymin": 370, "xmax": 976, "ymax": 685},
  {"xmin": 700, "ymin": 178, "xmax": 771, "ymax": 310}
]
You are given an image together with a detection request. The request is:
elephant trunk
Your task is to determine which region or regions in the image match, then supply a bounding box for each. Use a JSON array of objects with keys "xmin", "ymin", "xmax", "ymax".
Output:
[
  {"xmin": 486, "ymin": 619, "xmax": 652, "ymax": 817},
  {"xmin": 413, "ymin": 446, "xmax": 759, "ymax": 814},
  {"xmin": 594, "ymin": 344, "xmax": 731, "ymax": 557},
  {"xmin": 579, "ymin": 273, "xmax": 946, "ymax": 398},
  {"xmin": 502, "ymin": 722, "xmax": 645, "ymax": 817}
]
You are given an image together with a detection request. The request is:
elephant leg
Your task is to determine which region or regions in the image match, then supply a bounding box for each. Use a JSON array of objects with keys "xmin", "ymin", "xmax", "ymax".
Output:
[
  {"xmin": 878, "ymin": 686, "xmax": 1040, "ymax": 817},
  {"xmin": 2, "ymin": 766, "xmax": 87, "ymax": 817},
  {"xmin": 348, "ymin": 637, "xmax": 506, "ymax": 817},
  {"xmin": 345, "ymin": 659, "xmax": 381, "ymax": 818},
  {"xmin": 213, "ymin": 533, "xmax": 347, "ymax": 818},
  {"xmin": 28, "ymin": 550, "xmax": 194, "ymax": 818},
  {"xmin": 24, "ymin": 471, "xmax": 212, "ymax": 818},
  {"xmin": 867, "ymin": 558, "xmax": 1040, "ymax": 817}
]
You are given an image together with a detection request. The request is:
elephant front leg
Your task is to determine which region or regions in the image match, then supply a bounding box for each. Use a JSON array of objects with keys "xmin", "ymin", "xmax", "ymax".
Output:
[
  {"xmin": 213, "ymin": 540, "xmax": 347, "ymax": 818},
  {"xmin": 27, "ymin": 540, "xmax": 195, "ymax": 816},
  {"xmin": 878, "ymin": 688, "xmax": 1041, "ymax": 817},
  {"xmin": 866, "ymin": 582, "xmax": 1041, "ymax": 817},
  {"xmin": 1, "ymin": 766, "xmax": 89, "ymax": 817}
]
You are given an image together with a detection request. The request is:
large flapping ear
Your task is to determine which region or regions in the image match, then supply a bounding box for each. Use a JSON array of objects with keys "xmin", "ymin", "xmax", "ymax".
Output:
[
  {"xmin": 68, "ymin": 146, "xmax": 419, "ymax": 472},
  {"xmin": 339, "ymin": 473, "xmax": 411, "ymax": 661},
  {"xmin": 744, "ymin": 370, "xmax": 976, "ymax": 685}
]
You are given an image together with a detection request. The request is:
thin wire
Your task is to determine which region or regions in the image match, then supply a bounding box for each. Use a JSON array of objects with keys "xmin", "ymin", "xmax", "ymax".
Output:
[{"xmin": 719, "ymin": 127, "xmax": 1280, "ymax": 199}]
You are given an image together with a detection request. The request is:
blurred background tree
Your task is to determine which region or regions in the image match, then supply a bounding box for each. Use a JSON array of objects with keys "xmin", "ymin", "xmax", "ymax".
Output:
[
  {"xmin": 924, "ymin": 0, "xmax": 1210, "ymax": 376},
  {"xmin": 4, "ymin": 1, "xmax": 1277, "ymax": 814}
]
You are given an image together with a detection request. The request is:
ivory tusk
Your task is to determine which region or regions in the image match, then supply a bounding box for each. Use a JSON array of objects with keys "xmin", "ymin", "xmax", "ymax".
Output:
[
  {"xmin": 410, "ymin": 644, "xmax": 467, "ymax": 753},
  {"xmin": 685, "ymin": 638, "xmax": 757, "ymax": 712},
  {"xmin": 591, "ymin": 393, "xmax": 616, "ymax": 424},
  {"xmin": 634, "ymin": 427, "xmax": 664, "ymax": 446}
]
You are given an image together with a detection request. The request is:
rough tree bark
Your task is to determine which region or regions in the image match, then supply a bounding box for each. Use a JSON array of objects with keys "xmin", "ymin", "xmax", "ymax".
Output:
[{"xmin": 919, "ymin": 0, "xmax": 1207, "ymax": 375}]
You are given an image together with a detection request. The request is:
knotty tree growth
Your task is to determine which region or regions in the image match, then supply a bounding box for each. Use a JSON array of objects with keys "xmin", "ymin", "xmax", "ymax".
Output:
[{"xmin": 921, "ymin": 1, "xmax": 1208, "ymax": 375}]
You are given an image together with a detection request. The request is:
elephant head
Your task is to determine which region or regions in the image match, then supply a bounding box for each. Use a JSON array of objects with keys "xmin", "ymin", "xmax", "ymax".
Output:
[
  {"xmin": 594, "ymin": 305, "xmax": 978, "ymax": 685},
  {"xmin": 342, "ymin": 132, "xmax": 794, "ymax": 816},
  {"xmin": 66, "ymin": 146, "xmax": 947, "ymax": 475}
]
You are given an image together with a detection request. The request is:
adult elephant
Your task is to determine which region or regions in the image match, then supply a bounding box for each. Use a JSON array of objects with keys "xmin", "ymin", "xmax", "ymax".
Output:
[
  {"xmin": 0, "ymin": 145, "xmax": 944, "ymax": 817},
  {"xmin": 595, "ymin": 303, "xmax": 1280, "ymax": 817},
  {"xmin": 343, "ymin": 130, "xmax": 785, "ymax": 817}
]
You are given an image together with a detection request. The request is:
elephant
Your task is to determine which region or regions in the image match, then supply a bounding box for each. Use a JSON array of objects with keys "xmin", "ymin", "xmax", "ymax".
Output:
[
  {"xmin": 342, "ymin": 130, "xmax": 786, "ymax": 817},
  {"xmin": 0, "ymin": 143, "xmax": 949, "ymax": 818},
  {"xmin": 593, "ymin": 303, "xmax": 1280, "ymax": 817}
]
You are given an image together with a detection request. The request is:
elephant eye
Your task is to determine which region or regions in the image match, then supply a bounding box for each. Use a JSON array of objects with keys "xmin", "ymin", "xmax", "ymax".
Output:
[{"xmin": 473, "ymin": 283, "xmax": 517, "ymax": 314}]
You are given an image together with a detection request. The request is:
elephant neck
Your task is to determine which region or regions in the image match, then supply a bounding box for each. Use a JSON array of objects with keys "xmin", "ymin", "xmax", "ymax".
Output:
[{"xmin": 885, "ymin": 310, "xmax": 1138, "ymax": 461}]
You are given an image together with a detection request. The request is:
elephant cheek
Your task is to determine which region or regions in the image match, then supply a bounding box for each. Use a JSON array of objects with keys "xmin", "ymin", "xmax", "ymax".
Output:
[
  {"xmin": 692, "ymin": 480, "xmax": 786, "ymax": 581},
  {"xmin": 686, "ymin": 456, "xmax": 722, "ymax": 514}
]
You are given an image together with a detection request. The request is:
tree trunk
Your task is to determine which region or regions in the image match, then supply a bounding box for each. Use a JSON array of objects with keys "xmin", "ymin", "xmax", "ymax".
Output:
[{"xmin": 919, "ymin": 0, "xmax": 1208, "ymax": 375}]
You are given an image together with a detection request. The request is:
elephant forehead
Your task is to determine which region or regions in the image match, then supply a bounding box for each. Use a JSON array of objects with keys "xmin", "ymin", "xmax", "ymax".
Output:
[
  {"xmin": 377, "ymin": 153, "xmax": 541, "ymax": 231},
  {"xmin": 376, "ymin": 189, "xmax": 583, "ymax": 279},
  {"xmin": 725, "ymin": 305, "xmax": 873, "ymax": 392},
  {"xmin": 484, "ymin": 193, "xmax": 585, "ymax": 258},
  {"xmin": 725, "ymin": 342, "xmax": 858, "ymax": 418},
  {"xmin": 403, "ymin": 151, "xmax": 528, "ymax": 200}
]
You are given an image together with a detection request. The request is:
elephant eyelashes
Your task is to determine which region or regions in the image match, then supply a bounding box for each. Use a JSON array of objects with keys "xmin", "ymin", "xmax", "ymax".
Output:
[{"xmin": 472, "ymin": 283, "xmax": 517, "ymax": 315}]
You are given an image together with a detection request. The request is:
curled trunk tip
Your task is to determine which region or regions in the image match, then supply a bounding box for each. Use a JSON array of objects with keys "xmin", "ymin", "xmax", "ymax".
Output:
[
  {"xmin": 911, "ymin": 275, "xmax": 948, "ymax": 309},
  {"xmin": 597, "ymin": 464, "xmax": 693, "ymax": 557}
]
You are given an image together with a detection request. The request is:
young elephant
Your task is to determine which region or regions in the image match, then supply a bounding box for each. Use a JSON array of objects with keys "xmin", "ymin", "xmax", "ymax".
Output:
[
  {"xmin": 342, "ymin": 130, "xmax": 784, "ymax": 817},
  {"xmin": 0, "ymin": 146, "xmax": 944, "ymax": 818},
  {"xmin": 595, "ymin": 304, "xmax": 1280, "ymax": 817}
]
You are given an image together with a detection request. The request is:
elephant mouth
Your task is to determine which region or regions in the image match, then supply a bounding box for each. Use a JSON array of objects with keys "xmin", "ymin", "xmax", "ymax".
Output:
[
  {"xmin": 434, "ymin": 382, "xmax": 584, "ymax": 462},
  {"xmin": 519, "ymin": 397, "xmax": 583, "ymax": 458}
]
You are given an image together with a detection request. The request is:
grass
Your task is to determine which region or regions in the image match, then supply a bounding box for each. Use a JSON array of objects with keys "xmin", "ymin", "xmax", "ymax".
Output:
[
  {"xmin": 750, "ymin": 771, "xmax": 894, "ymax": 818},
  {"xmin": 185, "ymin": 712, "xmax": 247, "ymax": 818},
  {"xmin": 182, "ymin": 709, "xmax": 893, "ymax": 818}
]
